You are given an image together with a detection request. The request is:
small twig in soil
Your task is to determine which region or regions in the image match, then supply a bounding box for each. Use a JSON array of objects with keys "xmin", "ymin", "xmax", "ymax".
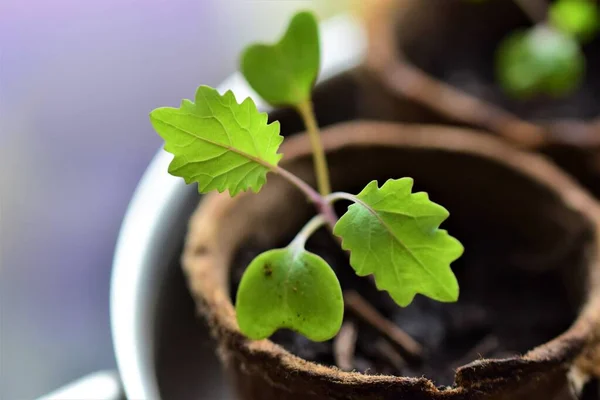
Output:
[
  {"xmin": 453, "ymin": 335, "xmax": 500, "ymax": 369},
  {"xmin": 343, "ymin": 290, "xmax": 423, "ymax": 361},
  {"xmin": 374, "ymin": 338, "xmax": 407, "ymax": 372},
  {"xmin": 333, "ymin": 321, "xmax": 358, "ymax": 371}
]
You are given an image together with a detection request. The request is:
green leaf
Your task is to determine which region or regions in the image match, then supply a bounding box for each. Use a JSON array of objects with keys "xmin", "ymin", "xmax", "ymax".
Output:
[
  {"xmin": 241, "ymin": 11, "xmax": 320, "ymax": 106},
  {"xmin": 496, "ymin": 26, "xmax": 585, "ymax": 98},
  {"xmin": 550, "ymin": 0, "xmax": 600, "ymax": 42},
  {"xmin": 235, "ymin": 247, "xmax": 343, "ymax": 341},
  {"xmin": 333, "ymin": 179, "xmax": 463, "ymax": 307},
  {"xmin": 149, "ymin": 85, "xmax": 283, "ymax": 196}
]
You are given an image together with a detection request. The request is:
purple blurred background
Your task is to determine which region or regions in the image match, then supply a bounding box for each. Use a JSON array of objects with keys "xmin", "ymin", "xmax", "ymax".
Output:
[{"xmin": 0, "ymin": 1, "xmax": 352, "ymax": 398}]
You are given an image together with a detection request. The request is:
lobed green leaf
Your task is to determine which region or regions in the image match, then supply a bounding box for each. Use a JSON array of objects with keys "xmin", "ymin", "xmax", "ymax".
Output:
[
  {"xmin": 149, "ymin": 85, "xmax": 283, "ymax": 196},
  {"xmin": 333, "ymin": 178, "xmax": 463, "ymax": 307}
]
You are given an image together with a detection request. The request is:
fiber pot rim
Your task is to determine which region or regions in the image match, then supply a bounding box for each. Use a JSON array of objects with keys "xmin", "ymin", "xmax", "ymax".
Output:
[{"xmin": 183, "ymin": 121, "xmax": 600, "ymax": 397}]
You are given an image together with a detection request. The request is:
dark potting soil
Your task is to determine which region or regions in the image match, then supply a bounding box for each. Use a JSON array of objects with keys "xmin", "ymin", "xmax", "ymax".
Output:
[
  {"xmin": 582, "ymin": 380, "xmax": 600, "ymax": 400},
  {"xmin": 230, "ymin": 200, "xmax": 581, "ymax": 388}
]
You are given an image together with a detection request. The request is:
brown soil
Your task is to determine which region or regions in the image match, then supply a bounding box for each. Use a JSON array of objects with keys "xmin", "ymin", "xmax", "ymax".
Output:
[{"xmin": 230, "ymin": 184, "xmax": 584, "ymax": 388}]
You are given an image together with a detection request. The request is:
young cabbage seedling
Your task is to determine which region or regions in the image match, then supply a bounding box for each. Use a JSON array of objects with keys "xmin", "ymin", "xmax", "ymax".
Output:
[
  {"xmin": 149, "ymin": 11, "xmax": 464, "ymax": 342},
  {"xmin": 493, "ymin": 0, "xmax": 599, "ymax": 98}
]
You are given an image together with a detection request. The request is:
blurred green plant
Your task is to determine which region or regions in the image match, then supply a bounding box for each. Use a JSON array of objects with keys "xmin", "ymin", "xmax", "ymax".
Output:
[
  {"xmin": 496, "ymin": 26, "xmax": 585, "ymax": 97},
  {"xmin": 550, "ymin": 0, "xmax": 600, "ymax": 41},
  {"xmin": 491, "ymin": 0, "xmax": 599, "ymax": 98}
]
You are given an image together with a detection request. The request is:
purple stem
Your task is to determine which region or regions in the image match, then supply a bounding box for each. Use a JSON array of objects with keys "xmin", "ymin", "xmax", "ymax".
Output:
[{"xmin": 273, "ymin": 165, "xmax": 339, "ymax": 230}]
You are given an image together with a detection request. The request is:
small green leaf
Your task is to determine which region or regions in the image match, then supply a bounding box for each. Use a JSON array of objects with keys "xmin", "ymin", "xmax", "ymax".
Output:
[
  {"xmin": 235, "ymin": 247, "xmax": 343, "ymax": 341},
  {"xmin": 550, "ymin": 0, "xmax": 600, "ymax": 42},
  {"xmin": 241, "ymin": 11, "xmax": 320, "ymax": 106},
  {"xmin": 496, "ymin": 26, "xmax": 585, "ymax": 98},
  {"xmin": 333, "ymin": 179, "xmax": 463, "ymax": 307},
  {"xmin": 149, "ymin": 85, "xmax": 283, "ymax": 196}
]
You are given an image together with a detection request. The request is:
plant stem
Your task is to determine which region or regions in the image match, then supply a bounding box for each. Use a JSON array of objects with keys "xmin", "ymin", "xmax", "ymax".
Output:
[
  {"xmin": 272, "ymin": 165, "xmax": 338, "ymax": 229},
  {"xmin": 296, "ymin": 100, "xmax": 332, "ymax": 196},
  {"xmin": 333, "ymin": 321, "xmax": 357, "ymax": 371},
  {"xmin": 344, "ymin": 290, "xmax": 423, "ymax": 360},
  {"xmin": 290, "ymin": 215, "xmax": 327, "ymax": 250},
  {"xmin": 274, "ymin": 165, "xmax": 323, "ymax": 205},
  {"xmin": 318, "ymin": 201, "xmax": 339, "ymax": 232},
  {"xmin": 326, "ymin": 192, "xmax": 358, "ymax": 204}
]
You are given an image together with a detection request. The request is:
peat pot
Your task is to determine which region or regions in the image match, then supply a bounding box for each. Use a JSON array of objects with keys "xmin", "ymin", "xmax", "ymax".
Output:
[{"xmin": 183, "ymin": 121, "xmax": 600, "ymax": 400}]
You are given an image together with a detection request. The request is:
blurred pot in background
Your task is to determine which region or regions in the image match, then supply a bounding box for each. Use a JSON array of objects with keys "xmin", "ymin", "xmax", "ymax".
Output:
[{"xmin": 363, "ymin": 0, "xmax": 600, "ymax": 198}]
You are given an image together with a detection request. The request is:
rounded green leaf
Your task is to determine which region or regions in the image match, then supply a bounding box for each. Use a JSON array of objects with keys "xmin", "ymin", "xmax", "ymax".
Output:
[
  {"xmin": 241, "ymin": 11, "xmax": 320, "ymax": 107},
  {"xmin": 550, "ymin": 0, "xmax": 600, "ymax": 42},
  {"xmin": 333, "ymin": 179, "xmax": 463, "ymax": 307},
  {"xmin": 235, "ymin": 248, "xmax": 343, "ymax": 342},
  {"xmin": 149, "ymin": 86, "xmax": 283, "ymax": 196},
  {"xmin": 496, "ymin": 26, "xmax": 585, "ymax": 98}
]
